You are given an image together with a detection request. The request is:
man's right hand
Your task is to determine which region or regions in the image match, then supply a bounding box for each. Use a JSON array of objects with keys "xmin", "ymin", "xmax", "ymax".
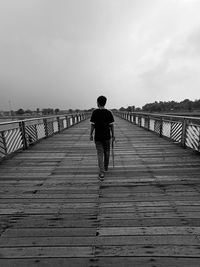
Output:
[{"xmin": 112, "ymin": 136, "xmax": 115, "ymax": 143}]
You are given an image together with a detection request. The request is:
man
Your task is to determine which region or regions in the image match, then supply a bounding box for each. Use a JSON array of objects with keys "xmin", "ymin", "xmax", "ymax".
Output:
[{"xmin": 90, "ymin": 96, "xmax": 115, "ymax": 180}]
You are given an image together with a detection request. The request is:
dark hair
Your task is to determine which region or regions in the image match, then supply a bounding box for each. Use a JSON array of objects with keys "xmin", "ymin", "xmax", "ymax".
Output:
[{"xmin": 97, "ymin": 95, "xmax": 107, "ymax": 106}]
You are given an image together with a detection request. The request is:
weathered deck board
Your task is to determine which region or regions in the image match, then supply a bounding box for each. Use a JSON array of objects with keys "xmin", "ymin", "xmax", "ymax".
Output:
[
  {"xmin": 0, "ymin": 116, "xmax": 200, "ymax": 266},
  {"xmin": 0, "ymin": 258, "xmax": 199, "ymax": 267}
]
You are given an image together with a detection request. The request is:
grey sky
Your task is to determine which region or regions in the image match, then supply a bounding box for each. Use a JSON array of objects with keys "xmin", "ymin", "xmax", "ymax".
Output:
[{"xmin": 0, "ymin": 0, "xmax": 200, "ymax": 110}]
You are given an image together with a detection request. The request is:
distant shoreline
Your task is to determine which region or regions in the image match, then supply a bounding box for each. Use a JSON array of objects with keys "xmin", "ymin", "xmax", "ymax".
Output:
[
  {"xmin": 0, "ymin": 118, "xmax": 13, "ymax": 123},
  {"xmin": 1, "ymin": 111, "xmax": 200, "ymax": 124}
]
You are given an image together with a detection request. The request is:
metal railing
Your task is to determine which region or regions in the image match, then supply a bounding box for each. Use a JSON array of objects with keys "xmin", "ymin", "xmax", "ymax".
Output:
[
  {"xmin": 0, "ymin": 112, "xmax": 90, "ymax": 160},
  {"xmin": 115, "ymin": 111, "xmax": 200, "ymax": 153}
]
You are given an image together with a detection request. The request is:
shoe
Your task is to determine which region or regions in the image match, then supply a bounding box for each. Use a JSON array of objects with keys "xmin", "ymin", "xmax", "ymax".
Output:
[{"xmin": 99, "ymin": 172, "xmax": 104, "ymax": 180}]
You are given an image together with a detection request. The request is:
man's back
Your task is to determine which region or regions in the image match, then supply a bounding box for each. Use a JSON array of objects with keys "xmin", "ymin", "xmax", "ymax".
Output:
[{"xmin": 90, "ymin": 108, "xmax": 114, "ymax": 141}]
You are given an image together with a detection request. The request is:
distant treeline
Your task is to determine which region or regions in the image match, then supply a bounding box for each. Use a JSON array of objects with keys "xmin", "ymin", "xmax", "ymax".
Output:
[
  {"xmin": 0, "ymin": 108, "xmax": 88, "ymax": 118},
  {"xmin": 119, "ymin": 99, "xmax": 200, "ymax": 113},
  {"xmin": 142, "ymin": 99, "xmax": 200, "ymax": 112}
]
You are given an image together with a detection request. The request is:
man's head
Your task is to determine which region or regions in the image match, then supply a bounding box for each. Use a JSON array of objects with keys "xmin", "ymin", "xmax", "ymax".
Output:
[{"xmin": 97, "ymin": 95, "xmax": 107, "ymax": 107}]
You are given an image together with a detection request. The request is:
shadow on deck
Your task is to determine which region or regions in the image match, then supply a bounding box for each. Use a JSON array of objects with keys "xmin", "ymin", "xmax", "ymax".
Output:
[{"xmin": 0, "ymin": 116, "xmax": 200, "ymax": 266}]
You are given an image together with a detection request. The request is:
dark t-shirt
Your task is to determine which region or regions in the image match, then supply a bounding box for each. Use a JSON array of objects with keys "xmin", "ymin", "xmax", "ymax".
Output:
[{"xmin": 90, "ymin": 109, "xmax": 114, "ymax": 141}]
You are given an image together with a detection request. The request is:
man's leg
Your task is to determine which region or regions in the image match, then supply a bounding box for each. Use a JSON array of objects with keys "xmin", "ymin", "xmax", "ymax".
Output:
[
  {"xmin": 103, "ymin": 140, "xmax": 110, "ymax": 171},
  {"xmin": 95, "ymin": 141, "xmax": 104, "ymax": 175}
]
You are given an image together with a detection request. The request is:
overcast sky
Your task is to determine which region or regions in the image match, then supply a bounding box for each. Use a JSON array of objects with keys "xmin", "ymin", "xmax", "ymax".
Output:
[{"xmin": 0, "ymin": 0, "xmax": 200, "ymax": 110}]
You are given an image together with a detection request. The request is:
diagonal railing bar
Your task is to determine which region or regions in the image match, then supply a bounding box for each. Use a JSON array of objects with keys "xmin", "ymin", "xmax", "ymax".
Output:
[
  {"xmin": 5, "ymin": 128, "xmax": 23, "ymax": 154},
  {"xmin": 0, "ymin": 132, "xmax": 7, "ymax": 156},
  {"xmin": 186, "ymin": 125, "xmax": 200, "ymax": 151},
  {"xmin": 0, "ymin": 112, "xmax": 90, "ymax": 161},
  {"xmin": 115, "ymin": 111, "xmax": 200, "ymax": 153}
]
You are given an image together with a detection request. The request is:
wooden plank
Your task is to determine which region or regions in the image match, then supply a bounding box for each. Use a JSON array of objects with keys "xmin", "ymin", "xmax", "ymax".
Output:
[
  {"xmin": 0, "ymin": 258, "xmax": 92, "ymax": 267},
  {"xmin": 2, "ymin": 228, "xmax": 97, "ymax": 238},
  {"xmin": 0, "ymin": 193, "xmax": 98, "ymax": 199},
  {"xmin": 0, "ymin": 116, "xmax": 200, "ymax": 265},
  {"xmin": 1, "ymin": 245, "xmax": 200, "ymax": 258},
  {"xmin": 0, "ymin": 257, "xmax": 199, "ymax": 267},
  {"xmin": 0, "ymin": 208, "xmax": 97, "ymax": 215},
  {"xmin": 94, "ymin": 245, "xmax": 200, "ymax": 257},
  {"xmin": 0, "ymin": 203, "xmax": 98, "ymax": 209},
  {"xmin": 99, "ymin": 211, "xmax": 200, "ymax": 219},
  {"xmin": 100, "ymin": 218, "xmax": 200, "ymax": 227},
  {"xmin": 98, "ymin": 226, "xmax": 200, "ymax": 236},
  {"xmin": 0, "ymin": 235, "xmax": 199, "ymax": 247},
  {"xmin": 0, "ymin": 246, "xmax": 92, "ymax": 258}
]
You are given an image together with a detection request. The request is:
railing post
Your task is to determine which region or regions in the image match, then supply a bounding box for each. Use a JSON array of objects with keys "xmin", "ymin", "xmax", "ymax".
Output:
[
  {"xmin": 181, "ymin": 118, "xmax": 187, "ymax": 148},
  {"xmin": 19, "ymin": 121, "xmax": 28, "ymax": 149},
  {"xmin": 135, "ymin": 115, "xmax": 138, "ymax": 125},
  {"xmin": 130, "ymin": 114, "xmax": 133, "ymax": 123},
  {"xmin": 198, "ymin": 132, "xmax": 200, "ymax": 152},
  {"xmin": 57, "ymin": 117, "xmax": 61, "ymax": 132},
  {"xmin": 133, "ymin": 114, "xmax": 136, "ymax": 124},
  {"xmin": 69, "ymin": 116, "xmax": 72, "ymax": 127},
  {"xmin": 160, "ymin": 117, "xmax": 163, "ymax": 137},
  {"xmin": 139, "ymin": 115, "xmax": 142, "ymax": 127},
  {"xmin": 1, "ymin": 131, "xmax": 7, "ymax": 155},
  {"xmin": 75, "ymin": 115, "xmax": 78, "ymax": 124},
  {"xmin": 68, "ymin": 116, "xmax": 71, "ymax": 127},
  {"xmin": 147, "ymin": 116, "xmax": 150, "ymax": 130},
  {"xmin": 34, "ymin": 125, "xmax": 38, "ymax": 141},
  {"xmin": 65, "ymin": 116, "xmax": 68, "ymax": 128},
  {"xmin": 43, "ymin": 118, "xmax": 48, "ymax": 137},
  {"xmin": 170, "ymin": 118, "xmax": 173, "ymax": 139}
]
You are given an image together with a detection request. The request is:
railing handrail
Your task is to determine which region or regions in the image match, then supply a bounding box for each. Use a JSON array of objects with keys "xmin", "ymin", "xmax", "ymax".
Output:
[
  {"xmin": 115, "ymin": 111, "xmax": 200, "ymax": 153},
  {"xmin": 0, "ymin": 112, "xmax": 90, "ymax": 126},
  {"xmin": 118, "ymin": 111, "xmax": 200, "ymax": 121},
  {"xmin": 0, "ymin": 112, "xmax": 91, "ymax": 161}
]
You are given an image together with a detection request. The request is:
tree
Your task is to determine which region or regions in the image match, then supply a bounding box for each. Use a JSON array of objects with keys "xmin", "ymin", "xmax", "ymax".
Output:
[
  {"xmin": 180, "ymin": 99, "xmax": 192, "ymax": 111},
  {"xmin": 127, "ymin": 106, "xmax": 135, "ymax": 112},
  {"xmin": 16, "ymin": 108, "xmax": 25, "ymax": 115},
  {"xmin": 141, "ymin": 99, "xmax": 200, "ymax": 113},
  {"xmin": 42, "ymin": 108, "xmax": 54, "ymax": 115},
  {"xmin": 25, "ymin": 109, "xmax": 32, "ymax": 114}
]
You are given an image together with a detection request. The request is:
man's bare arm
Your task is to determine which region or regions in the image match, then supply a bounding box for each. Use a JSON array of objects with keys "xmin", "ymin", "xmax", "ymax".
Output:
[
  {"xmin": 110, "ymin": 123, "xmax": 115, "ymax": 141},
  {"xmin": 90, "ymin": 123, "xmax": 95, "ymax": 141}
]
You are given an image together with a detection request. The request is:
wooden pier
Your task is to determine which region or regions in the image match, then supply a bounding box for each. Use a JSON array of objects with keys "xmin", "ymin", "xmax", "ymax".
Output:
[{"xmin": 0, "ymin": 116, "xmax": 200, "ymax": 266}]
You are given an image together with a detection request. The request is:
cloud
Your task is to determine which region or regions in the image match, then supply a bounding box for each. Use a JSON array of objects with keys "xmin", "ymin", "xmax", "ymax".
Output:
[
  {"xmin": 137, "ymin": 27, "xmax": 200, "ymax": 103},
  {"xmin": 0, "ymin": 0, "xmax": 200, "ymax": 110},
  {"xmin": 185, "ymin": 28, "xmax": 200, "ymax": 55}
]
